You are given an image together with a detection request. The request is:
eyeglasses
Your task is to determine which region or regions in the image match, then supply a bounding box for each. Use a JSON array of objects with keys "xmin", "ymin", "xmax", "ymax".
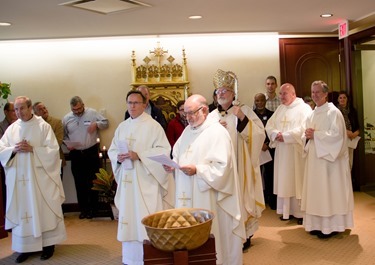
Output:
[
  {"xmin": 72, "ymin": 105, "xmax": 84, "ymax": 113},
  {"xmin": 215, "ymin": 89, "xmax": 231, "ymax": 95},
  {"xmin": 184, "ymin": 106, "xmax": 203, "ymax": 117},
  {"xmin": 127, "ymin": 101, "xmax": 143, "ymax": 106}
]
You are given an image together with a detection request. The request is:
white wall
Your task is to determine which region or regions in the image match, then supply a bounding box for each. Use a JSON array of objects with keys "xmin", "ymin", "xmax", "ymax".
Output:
[{"xmin": 0, "ymin": 33, "xmax": 280, "ymax": 147}]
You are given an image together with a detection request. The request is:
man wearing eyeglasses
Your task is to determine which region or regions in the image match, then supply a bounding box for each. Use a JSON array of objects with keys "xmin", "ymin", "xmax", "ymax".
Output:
[
  {"xmin": 124, "ymin": 85, "xmax": 167, "ymax": 131},
  {"xmin": 164, "ymin": 94, "xmax": 245, "ymax": 265},
  {"xmin": 63, "ymin": 96, "xmax": 109, "ymax": 220},
  {"xmin": 108, "ymin": 90, "xmax": 173, "ymax": 265},
  {"xmin": 208, "ymin": 69, "xmax": 266, "ymax": 252}
]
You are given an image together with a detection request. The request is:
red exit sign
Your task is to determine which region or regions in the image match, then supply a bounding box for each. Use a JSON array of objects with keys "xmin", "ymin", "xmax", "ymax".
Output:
[{"xmin": 339, "ymin": 20, "xmax": 349, "ymax": 39}]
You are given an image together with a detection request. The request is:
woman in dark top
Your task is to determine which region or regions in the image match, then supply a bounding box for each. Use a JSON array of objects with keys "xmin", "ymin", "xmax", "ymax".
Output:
[{"xmin": 337, "ymin": 91, "xmax": 360, "ymax": 169}]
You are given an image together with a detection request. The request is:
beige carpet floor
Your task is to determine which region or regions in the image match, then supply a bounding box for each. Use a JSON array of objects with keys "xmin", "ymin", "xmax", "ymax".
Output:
[{"xmin": 0, "ymin": 191, "xmax": 374, "ymax": 264}]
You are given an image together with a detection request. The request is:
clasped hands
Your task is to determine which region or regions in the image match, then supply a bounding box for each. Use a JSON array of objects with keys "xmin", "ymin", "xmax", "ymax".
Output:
[
  {"xmin": 14, "ymin": 139, "xmax": 33, "ymax": 153},
  {"xmin": 275, "ymin": 132, "xmax": 284, "ymax": 142},
  {"xmin": 305, "ymin": 128, "xmax": 315, "ymax": 140}
]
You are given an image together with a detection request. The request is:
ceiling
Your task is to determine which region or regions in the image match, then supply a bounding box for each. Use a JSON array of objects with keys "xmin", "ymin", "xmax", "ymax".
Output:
[{"xmin": 0, "ymin": 0, "xmax": 375, "ymax": 41}]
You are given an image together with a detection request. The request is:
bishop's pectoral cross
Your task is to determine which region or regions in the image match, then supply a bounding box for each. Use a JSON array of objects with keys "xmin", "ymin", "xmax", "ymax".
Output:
[
  {"xmin": 280, "ymin": 116, "xmax": 290, "ymax": 130},
  {"xmin": 126, "ymin": 134, "xmax": 136, "ymax": 151},
  {"xmin": 178, "ymin": 192, "xmax": 191, "ymax": 207}
]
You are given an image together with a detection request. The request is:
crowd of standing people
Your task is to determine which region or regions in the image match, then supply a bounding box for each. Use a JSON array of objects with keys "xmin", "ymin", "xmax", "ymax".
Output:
[{"xmin": 0, "ymin": 72, "xmax": 357, "ymax": 264}]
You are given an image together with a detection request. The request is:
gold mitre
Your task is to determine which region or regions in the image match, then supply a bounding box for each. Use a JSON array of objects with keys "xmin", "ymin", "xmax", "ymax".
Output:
[{"xmin": 213, "ymin": 69, "xmax": 236, "ymax": 90}]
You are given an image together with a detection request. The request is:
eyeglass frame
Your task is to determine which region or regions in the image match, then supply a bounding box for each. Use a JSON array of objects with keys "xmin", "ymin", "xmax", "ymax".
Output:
[
  {"xmin": 184, "ymin": 106, "xmax": 203, "ymax": 117},
  {"xmin": 215, "ymin": 88, "xmax": 233, "ymax": 95},
  {"xmin": 126, "ymin": 101, "xmax": 144, "ymax": 106}
]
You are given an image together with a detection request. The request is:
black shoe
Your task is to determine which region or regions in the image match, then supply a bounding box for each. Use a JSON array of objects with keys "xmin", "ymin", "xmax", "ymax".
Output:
[
  {"xmin": 40, "ymin": 245, "xmax": 55, "ymax": 260},
  {"xmin": 16, "ymin": 253, "xmax": 31, "ymax": 263},
  {"xmin": 297, "ymin": 218, "xmax": 303, "ymax": 225},
  {"xmin": 242, "ymin": 236, "xmax": 252, "ymax": 252},
  {"xmin": 309, "ymin": 230, "xmax": 320, "ymax": 236},
  {"xmin": 279, "ymin": 215, "xmax": 292, "ymax": 221},
  {"xmin": 79, "ymin": 212, "xmax": 86, "ymax": 219},
  {"xmin": 317, "ymin": 231, "xmax": 338, "ymax": 239},
  {"xmin": 86, "ymin": 211, "xmax": 93, "ymax": 219}
]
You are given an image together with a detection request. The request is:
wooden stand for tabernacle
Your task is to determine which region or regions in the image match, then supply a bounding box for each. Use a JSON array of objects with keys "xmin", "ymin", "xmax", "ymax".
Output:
[{"xmin": 143, "ymin": 234, "xmax": 216, "ymax": 265}]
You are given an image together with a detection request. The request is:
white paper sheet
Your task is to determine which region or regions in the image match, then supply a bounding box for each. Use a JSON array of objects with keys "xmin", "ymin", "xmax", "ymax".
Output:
[
  {"xmin": 347, "ymin": 136, "xmax": 361, "ymax": 149},
  {"xmin": 259, "ymin": 149, "xmax": 273, "ymax": 165},
  {"xmin": 147, "ymin": 154, "xmax": 180, "ymax": 169},
  {"xmin": 118, "ymin": 140, "xmax": 133, "ymax": 169},
  {"xmin": 63, "ymin": 140, "xmax": 83, "ymax": 149}
]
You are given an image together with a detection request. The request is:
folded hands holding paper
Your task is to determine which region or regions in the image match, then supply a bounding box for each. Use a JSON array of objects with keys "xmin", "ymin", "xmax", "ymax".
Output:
[{"xmin": 148, "ymin": 154, "xmax": 197, "ymax": 176}]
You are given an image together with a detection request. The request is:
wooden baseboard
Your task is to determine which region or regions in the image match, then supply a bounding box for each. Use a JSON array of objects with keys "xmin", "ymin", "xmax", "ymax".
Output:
[
  {"xmin": 360, "ymin": 183, "xmax": 375, "ymax": 191},
  {"xmin": 62, "ymin": 203, "xmax": 80, "ymax": 213}
]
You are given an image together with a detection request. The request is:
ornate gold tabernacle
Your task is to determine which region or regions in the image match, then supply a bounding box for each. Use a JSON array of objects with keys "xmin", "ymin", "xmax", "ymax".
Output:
[{"xmin": 130, "ymin": 43, "xmax": 190, "ymax": 122}]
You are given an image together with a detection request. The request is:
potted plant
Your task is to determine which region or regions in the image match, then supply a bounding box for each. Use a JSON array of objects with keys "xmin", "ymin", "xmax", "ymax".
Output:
[
  {"xmin": 92, "ymin": 168, "xmax": 118, "ymax": 220},
  {"xmin": 0, "ymin": 82, "xmax": 12, "ymax": 105},
  {"xmin": 92, "ymin": 168, "xmax": 116, "ymax": 203}
]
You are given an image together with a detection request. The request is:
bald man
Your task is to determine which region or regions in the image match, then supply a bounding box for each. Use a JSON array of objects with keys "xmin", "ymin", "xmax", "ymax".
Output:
[
  {"xmin": 165, "ymin": 94, "xmax": 245, "ymax": 265},
  {"xmin": 253, "ymin": 93, "xmax": 276, "ymax": 210},
  {"xmin": 265, "ymin": 83, "xmax": 312, "ymax": 224}
]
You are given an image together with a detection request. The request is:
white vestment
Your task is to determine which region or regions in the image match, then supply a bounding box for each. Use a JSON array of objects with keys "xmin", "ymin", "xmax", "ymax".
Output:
[
  {"xmin": 265, "ymin": 98, "xmax": 312, "ymax": 218},
  {"xmin": 301, "ymin": 102, "xmax": 354, "ymax": 234},
  {"xmin": 209, "ymin": 105, "xmax": 266, "ymax": 237},
  {"xmin": 0, "ymin": 115, "xmax": 66, "ymax": 252},
  {"xmin": 108, "ymin": 112, "xmax": 173, "ymax": 265},
  {"xmin": 173, "ymin": 116, "xmax": 245, "ymax": 265}
]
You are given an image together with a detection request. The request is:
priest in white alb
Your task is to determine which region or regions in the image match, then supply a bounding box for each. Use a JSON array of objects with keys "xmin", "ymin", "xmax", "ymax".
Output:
[
  {"xmin": 164, "ymin": 94, "xmax": 246, "ymax": 265},
  {"xmin": 0, "ymin": 96, "xmax": 66, "ymax": 263},
  {"xmin": 265, "ymin": 83, "xmax": 312, "ymax": 223},
  {"xmin": 208, "ymin": 69, "xmax": 266, "ymax": 251},
  {"xmin": 108, "ymin": 90, "xmax": 173, "ymax": 265},
  {"xmin": 302, "ymin": 80, "xmax": 354, "ymax": 239}
]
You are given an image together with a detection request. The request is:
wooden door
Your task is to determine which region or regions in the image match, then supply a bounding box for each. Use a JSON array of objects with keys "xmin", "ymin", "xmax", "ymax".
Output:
[{"xmin": 279, "ymin": 38, "xmax": 345, "ymax": 99}]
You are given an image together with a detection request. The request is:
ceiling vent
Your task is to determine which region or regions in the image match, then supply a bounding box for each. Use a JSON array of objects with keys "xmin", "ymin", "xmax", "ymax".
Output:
[{"xmin": 60, "ymin": 0, "xmax": 151, "ymax": 15}]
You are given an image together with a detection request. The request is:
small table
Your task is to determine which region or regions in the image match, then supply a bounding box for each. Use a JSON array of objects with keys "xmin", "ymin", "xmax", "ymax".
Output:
[{"xmin": 143, "ymin": 234, "xmax": 216, "ymax": 265}]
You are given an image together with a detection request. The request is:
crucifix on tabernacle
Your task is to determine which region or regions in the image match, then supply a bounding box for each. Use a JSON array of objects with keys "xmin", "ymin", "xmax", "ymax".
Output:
[{"xmin": 149, "ymin": 42, "xmax": 168, "ymax": 68}]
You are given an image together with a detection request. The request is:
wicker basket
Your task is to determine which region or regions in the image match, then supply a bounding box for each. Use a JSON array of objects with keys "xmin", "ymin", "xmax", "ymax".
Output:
[{"xmin": 141, "ymin": 208, "xmax": 214, "ymax": 252}]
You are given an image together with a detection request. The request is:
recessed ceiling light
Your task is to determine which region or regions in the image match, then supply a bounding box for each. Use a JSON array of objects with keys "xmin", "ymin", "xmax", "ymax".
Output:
[
  {"xmin": 320, "ymin": 14, "xmax": 333, "ymax": 18},
  {"xmin": 189, "ymin": 15, "xmax": 202, "ymax": 20},
  {"xmin": 0, "ymin": 22, "xmax": 11, "ymax": 26}
]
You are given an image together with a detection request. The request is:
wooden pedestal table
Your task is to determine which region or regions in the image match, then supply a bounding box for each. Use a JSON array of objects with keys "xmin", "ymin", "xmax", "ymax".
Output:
[{"xmin": 143, "ymin": 234, "xmax": 216, "ymax": 265}]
